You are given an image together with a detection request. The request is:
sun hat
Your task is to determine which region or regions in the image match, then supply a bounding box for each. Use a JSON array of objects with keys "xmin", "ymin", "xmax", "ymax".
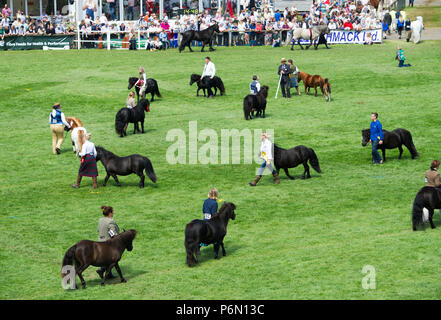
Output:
[{"xmin": 53, "ymin": 103, "xmax": 61, "ymax": 109}]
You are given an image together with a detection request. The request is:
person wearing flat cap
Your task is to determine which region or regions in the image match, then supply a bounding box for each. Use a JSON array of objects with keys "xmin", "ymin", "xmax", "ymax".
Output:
[
  {"xmin": 278, "ymin": 58, "xmax": 292, "ymax": 98},
  {"xmin": 49, "ymin": 103, "xmax": 71, "ymax": 154}
]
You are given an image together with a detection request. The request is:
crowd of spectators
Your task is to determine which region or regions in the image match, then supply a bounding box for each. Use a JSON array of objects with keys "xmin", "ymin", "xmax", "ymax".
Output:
[
  {"xmin": 0, "ymin": 4, "xmax": 74, "ymax": 39},
  {"xmin": 1, "ymin": 0, "xmax": 389, "ymax": 48}
]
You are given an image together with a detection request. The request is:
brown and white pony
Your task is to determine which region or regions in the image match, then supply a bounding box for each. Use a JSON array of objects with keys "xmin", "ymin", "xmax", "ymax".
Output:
[
  {"xmin": 297, "ymin": 72, "xmax": 332, "ymax": 102},
  {"xmin": 65, "ymin": 117, "xmax": 87, "ymax": 156}
]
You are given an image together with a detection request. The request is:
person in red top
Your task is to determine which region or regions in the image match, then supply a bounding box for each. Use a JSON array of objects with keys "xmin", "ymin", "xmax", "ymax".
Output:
[
  {"xmin": 344, "ymin": 20, "xmax": 353, "ymax": 30},
  {"xmin": 255, "ymin": 21, "xmax": 264, "ymax": 45}
]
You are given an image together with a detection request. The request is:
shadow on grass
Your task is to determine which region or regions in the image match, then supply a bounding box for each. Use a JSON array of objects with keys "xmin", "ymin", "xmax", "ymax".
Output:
[
  {"xmin": 82, "ymin": 265, "xmax": 148, "ymax": 288},
  {"xmin": 100, "ymin": 181, "xmax": 159, "ymax": 189},
  {"xmin": 194, "ymin": 244, "xmax": 241, "ymax": 266},
  {"xmin": 119, "ymin": 128, "xmax": 157, "ymax": 137}
]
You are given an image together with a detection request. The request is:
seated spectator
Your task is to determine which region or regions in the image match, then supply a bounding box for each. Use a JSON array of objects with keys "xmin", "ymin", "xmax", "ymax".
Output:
[
  {"xmin": 272, "ymin": 30, "xmax": 280, "ymax": 47},
  {"xmin": 364, "ymin": 32, "xmax": 373, "ymax": 45},
  {"xmin": 343, "ymin": 19, "xmax": 353, "ymax": 30},
  {"xmin": 159, "ymin": 28, "xmax": 169, "ymax": 49}
]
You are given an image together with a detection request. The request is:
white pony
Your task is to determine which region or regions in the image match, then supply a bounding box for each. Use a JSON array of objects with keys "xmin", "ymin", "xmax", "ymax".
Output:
[
  {"xmin": 410, "ymin": 17, "xmax": 423, "ymax": 44},
  {"xmin": 65, "ymin": 117, "xmax": 87, "ymax": 156}
]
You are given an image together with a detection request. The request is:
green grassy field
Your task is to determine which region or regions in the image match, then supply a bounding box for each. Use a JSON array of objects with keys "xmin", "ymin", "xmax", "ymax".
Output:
[
  {"xmin": 1, "ymin": 40, "xmax": 441, "ymax": 300},
  {"xmin": 404, "ymin": 6, "xmax": 441, "ymax": 28}
]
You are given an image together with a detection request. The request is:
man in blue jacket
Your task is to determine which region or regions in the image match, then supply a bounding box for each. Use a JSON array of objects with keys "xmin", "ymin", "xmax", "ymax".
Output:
[{"xmin": 370, "ymin": 112, "xmax": 384, "ymax": 164}]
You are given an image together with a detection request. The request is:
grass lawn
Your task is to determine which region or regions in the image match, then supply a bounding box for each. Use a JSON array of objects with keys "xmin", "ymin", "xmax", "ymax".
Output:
[
  {"xmin": 404, "ymin": 5, "xmax": 441, "ymax": 28},
  {"xmin": 1, "ymin": 40, "xmax": 441, "ymax": 300}
]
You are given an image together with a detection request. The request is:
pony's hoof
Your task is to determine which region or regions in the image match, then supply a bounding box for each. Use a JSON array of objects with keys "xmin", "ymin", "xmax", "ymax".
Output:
[
  {"xmin": 101, "ymin": 282, "xmax": 105, "ymax": 286},
  {"xmin": 102, "ymin": 184, "xmax": 106, "ymax": 187},
  {"xmin": 121, "ymin": 278, "xmax": 127, "ymax": 283},
  {"xmin": 290, "ymin": 48, "xmax": 293, "ymax": 51}
]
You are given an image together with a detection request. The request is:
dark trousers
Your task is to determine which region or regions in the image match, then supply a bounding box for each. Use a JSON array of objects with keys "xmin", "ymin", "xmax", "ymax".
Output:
[
  {"xmin": 281, "ymin": 77, "xmax": 291, "ymax": 98},
  {"xmin": 399, "ymin": 60, "xmax": 410, "ymax": 67},
  {"xmin": 129, "ymin": 38, "xmax": 136, "ymax": 50},
  {"xmin": 202, "ymin": 76, "xmax": 213, "ymax": 96},
  {"xmin": 372, "ymin": 140, "xmax": 382, "ymax": 163}
]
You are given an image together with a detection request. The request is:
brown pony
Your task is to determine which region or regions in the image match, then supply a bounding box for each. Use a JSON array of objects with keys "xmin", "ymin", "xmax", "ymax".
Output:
[
  {"xmin": 297, "ymin": 71, "xmax": 332, "ymax": 102},
  {"xmin": 65, "ymin": 116, "xmax": 87, "ymax": 156},
  {"xmin": 61, "ymin": 229, "xmax": 137, "ymax": 288}
]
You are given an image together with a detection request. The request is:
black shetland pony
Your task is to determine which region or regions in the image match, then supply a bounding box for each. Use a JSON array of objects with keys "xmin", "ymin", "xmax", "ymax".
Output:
[
  {"xmin": 96, "ymin": 146, "xmax": 157, "ymax": 188},
  {"xmin": 61, "ymin": 229, "xmax": 137, "ymax": 288},
  {"xmin": 179, "ymin": 24, "xmax": 220, "ymax": 53},
  {"xmin": 243, "ymin": 85, "xmax": 269, "ymax": 120},
  {"xmin": 274, "ymin": 145, "xmax": 322, "ymax": 179},
  {"xmin": 412, "ymin": 187, "xmax": 441, "ymax": 231},
  {"xmin": 128, "ymin": 77, "xmax": 161, "ymax": 103},
  {"xmin": 361, "ymin": 128, "xmax": 418, "ymax": 162},
  {"xmin": 115, "ymin": 99, "xmax": 150, "ymax": 137},
  {"xmin": 185, "ymin": 202, "xmax": 236, "ymax": 267},
  {"xmin": 189, "ymin": 73, "xmax": 225, "ymax": 97}
]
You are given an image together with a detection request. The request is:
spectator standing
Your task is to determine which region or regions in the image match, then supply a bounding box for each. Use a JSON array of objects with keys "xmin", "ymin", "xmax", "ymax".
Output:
[
  {"xmin": 83, "ymin": 0, "xmax": 97, "ymax": 20},
  {"xmin": 2, "ymin": 4, "xmax": 11, "ymax": 18}
]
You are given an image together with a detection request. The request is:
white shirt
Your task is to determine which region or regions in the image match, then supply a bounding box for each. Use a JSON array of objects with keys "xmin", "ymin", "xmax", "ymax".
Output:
[
  {"xmin": 260, "ymin": 139, "xmax": 273, "ymax": 161},
  {"xmin": 202, "ymin": 61, "xmax": 216, "ymax": 78},
  {"xmin": 79, "ymin": 140, "xmax": 97, "ymax": 158}
]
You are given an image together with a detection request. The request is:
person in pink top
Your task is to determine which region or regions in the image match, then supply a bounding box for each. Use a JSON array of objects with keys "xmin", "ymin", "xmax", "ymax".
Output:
[
  {"xmin": 2, "ymin": 4, "xmax": 11, "ymax": 18},
  {"xmin": 160, "ymin": 19, "xmax": 170, "ymax": 31}
]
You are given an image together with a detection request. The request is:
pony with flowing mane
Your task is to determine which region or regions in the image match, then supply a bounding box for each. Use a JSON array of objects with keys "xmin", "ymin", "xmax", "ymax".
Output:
[
  {"xmin": 274, "ymin": 144, "xmax": 322, "ymax": 180},
  {"xmin": 243, "ymin": 85, "xmax": 269, "ymax": 120},
  {"xmin": 290, "ymin": 25, "xmax": 330, "ymax": 50},
  {"xmin": 179, "ymin": 24, "xmax": 220, "ymax": 53},
  {"xmin": 115, "ymin": 99, "xmax": 150, "ymax": 137},
  {"xmin": 361, "ymin": 128, "xmax": 418, "ymax": 162},
  {"xmin": 185, "ymin": 202, "xmax": 236, "ymax": 267},
  {"xmin": 96, "ymin": 146, "xmax": 157, "ymax": 188},
  {"xmin": 128, "ymin": 77, "xmax": 161, "ymax": 103},
  {"xmin": 61, "ymin": 229, "xmax": 137, "ymax": 288},
  {"xmin": 297, "ymin": 72, "xmax": 331, "ymax": 101},
  {"xmin": 190, "ymin": 73, "xmax": 225, "ymax": 97},
  {"xmin": 65, "ymin": 116, "xmax": 87, "ymax": 156}
]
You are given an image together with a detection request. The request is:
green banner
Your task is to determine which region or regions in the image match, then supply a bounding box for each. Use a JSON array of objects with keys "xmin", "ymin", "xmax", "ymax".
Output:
[{"xmin": 2, "ymin": 35, "xmax": 74, "ymax": 50}]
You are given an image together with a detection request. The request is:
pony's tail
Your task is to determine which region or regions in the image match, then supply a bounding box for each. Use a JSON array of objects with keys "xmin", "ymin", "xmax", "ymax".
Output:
[
  {"xmin": 185, "ymin": 224, "xmax": 197, "ymax": 267},
  {"xmin": 406, "ymin": 131, "xmax": 419, "ymax": 158},
  {"xmin": 243, "ymin": 97, "xmax": 251, "ymax": 120},
  {"xmin": 155, "ymin": 84, "xmax": 162, "ymax": 98},
  {"xmin": 115, "ymin": 109, "xmax": 126, "ymax": 135},
  {"xmin": 179, "ymin": 38, "xmax": 187, "ymax": 53},
  {"xmin": 308, "ymin": 148, "xmax": 322, "ymax": 173},
  {"xmin": 144, "ymin": 157, "xmax": 157, "ymax": 183},
  {"xmin": 77, "ymin": 130, "xmax": 85, "ymax": 153},
  {"xmin": 218, "ymin": 79, "xmax": 225, "ymax": 96},
  {"xmin": 412, "ymin": 191, "xmax": 425, "ymax": 231},
  {"xmin": 61, "ymin": 245, "xmax": 76, "ymax": 278}
]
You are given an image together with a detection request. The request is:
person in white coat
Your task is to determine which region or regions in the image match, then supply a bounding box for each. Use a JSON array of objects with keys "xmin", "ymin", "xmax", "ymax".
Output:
[
  {"xmin": 201, "ymin": 56, "xmax": 216, "ymax": 98},
  {"xmin": 249, "ymin": 132, "xmax": 280, "ymax": 186}
]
